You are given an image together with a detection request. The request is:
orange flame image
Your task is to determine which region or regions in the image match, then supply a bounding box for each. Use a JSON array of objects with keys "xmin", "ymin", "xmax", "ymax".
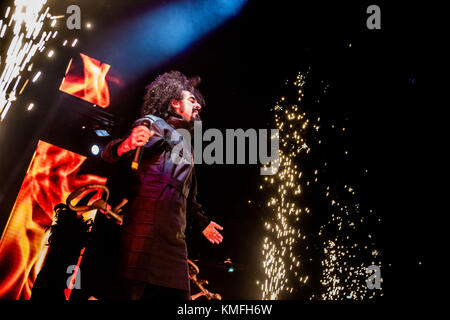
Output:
[
  {"xmin": 0, "ymin": 140, "xmax": 106, "ymax": 299},
  {"xmin": 59, "ymin": 53, "xmax": 111, "ymax": 108}
]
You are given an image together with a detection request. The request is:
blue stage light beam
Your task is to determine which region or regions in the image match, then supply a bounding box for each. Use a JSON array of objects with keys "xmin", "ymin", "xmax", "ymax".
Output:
[{"xmin": 93, "ymin": 0, "xmax": 247, "ymax": 83}]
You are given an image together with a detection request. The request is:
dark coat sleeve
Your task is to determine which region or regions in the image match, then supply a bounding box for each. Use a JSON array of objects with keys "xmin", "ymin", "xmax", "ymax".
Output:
[
  {"xmin": 186, "ymin": 169, "xmax": 210, "ymax": 231},
  {"xmin": 101, "ymin": 137, "xmax": 128, "ymax": 163},
  {"xmin": 101, "ymin": 116, "xmax": 166, "ymax": 163}
]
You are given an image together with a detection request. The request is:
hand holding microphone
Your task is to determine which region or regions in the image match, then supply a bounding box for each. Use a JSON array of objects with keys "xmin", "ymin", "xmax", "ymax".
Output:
[{"xmin": 117, "ymin": 121, "xmax": 154, "ymax": 170}]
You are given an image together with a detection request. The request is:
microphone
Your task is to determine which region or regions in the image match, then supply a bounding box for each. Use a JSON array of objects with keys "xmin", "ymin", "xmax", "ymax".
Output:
[{"xmin": 131, "ymin": 119, "xmax": 151, "ymax": 170}]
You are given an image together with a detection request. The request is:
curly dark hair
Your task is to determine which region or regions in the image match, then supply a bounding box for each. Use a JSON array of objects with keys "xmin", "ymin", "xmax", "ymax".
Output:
[{"xmin": 141, "ymin": 70, "xmax": 205, "ymax": 118}]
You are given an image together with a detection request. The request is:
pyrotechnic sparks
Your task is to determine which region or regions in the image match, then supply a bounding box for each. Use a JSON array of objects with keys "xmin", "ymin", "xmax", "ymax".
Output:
[
  {"xmin": 259, "ymin": 71, "xmax": 383, "ymax": 300},
  {"xmin": 0, "ymin": 0, "xmax": 56, "ymax": 122},
  {"xmin": 260, "ymin": 72, "xmax": 312, "ymax": 299},
  {"xmin": 319, "ymin": 186, "xmax": 383, "ymax": 300}
]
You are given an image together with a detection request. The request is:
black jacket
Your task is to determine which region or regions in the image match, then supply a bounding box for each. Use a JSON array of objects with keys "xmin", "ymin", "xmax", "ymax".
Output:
[{"xmin": 101, "ymin": 115, "xmax": 210, "ymax": 291}]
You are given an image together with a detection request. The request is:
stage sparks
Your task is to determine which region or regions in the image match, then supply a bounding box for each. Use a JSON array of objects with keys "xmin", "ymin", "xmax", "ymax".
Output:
[
  {"xmin": 0, "ymin": 0, "xmax": 58, "ymax": 121},
  {"xmin": 319, "ymin": 188, "xmax": 383, "ymax": 300},
  {"xmin": 259, "ymin": 71, "xmax": 383, "ymax": 300},
  {"xmin": 260, "ymin": 72, "xmax": 312, "ymax": 299}
]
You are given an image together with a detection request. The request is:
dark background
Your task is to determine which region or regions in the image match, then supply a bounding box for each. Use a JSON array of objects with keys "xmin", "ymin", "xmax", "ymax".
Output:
[{"xmin": 0, "ymin": 0, "xmax": 435, "ymax": 301}]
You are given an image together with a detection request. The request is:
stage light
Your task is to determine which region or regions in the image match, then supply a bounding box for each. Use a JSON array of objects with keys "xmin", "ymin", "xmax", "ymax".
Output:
[
  {"xmin": 86, "ymin": 23, "xmax": 92, "ymax": 29},
  {"xmin": 94, "ymin": 0, "xmax": 247, "ymax": 83},
  {"xmin": 91, "ymin": 144, "xmax": 100, "ymax": 156},
  {"xmin": 95, "ymin": 129, "xmax": 110, "ymax": 137},
  {"xmin": 27, "ymin": 103, "xmax": 34, "ymax": 111},
  {"xmin": 224, "ymin": 258, "xmax": 234, "ymax": 272},
  {"xmin": 47, "ymin": 50, "xmax": 54, "ymax": 58},
  {"xmin": 71, "ymin": 39, "xmax": 78, "ymax": 47}
]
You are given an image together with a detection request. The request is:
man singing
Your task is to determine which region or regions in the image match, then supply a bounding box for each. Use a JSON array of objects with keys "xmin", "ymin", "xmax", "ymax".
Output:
[{"xmin": 101, "ymin": 71, "xmax": 223, "ymax": 300}]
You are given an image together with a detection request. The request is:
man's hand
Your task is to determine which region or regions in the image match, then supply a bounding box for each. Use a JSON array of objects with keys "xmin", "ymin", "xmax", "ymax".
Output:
[
  {"xmin": 202, "ymin": 221, "xmax": 223, "ymax": 244},
  {"xmin": 117, "ymin": 125, "xmax": 154, "ymax": 156}
]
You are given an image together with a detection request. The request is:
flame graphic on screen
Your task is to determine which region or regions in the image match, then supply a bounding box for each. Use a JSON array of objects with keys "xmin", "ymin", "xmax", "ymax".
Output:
[
  {"xmin": 59, "ymin": 53, "xmax": 111, "ymax": 108},
  {"xmin": 0, "ymin": 140, "xmax": 106, "ymax": 300}
]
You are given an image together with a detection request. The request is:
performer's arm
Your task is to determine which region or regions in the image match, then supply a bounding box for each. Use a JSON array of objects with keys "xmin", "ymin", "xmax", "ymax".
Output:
[
  {"xmin": 101, "ymin": 137, "xmax": 128, "ymax": 163},
  {"xmin": 117, "ymin": 125, "xmax": 153, "ymax": 156},
  {"xmin": 187, "ymin": 198, "xmax": 210, "ymax": 231},
  {"xmin": 187, "ymin": 170, "xmax": 223, "ymax": 244},
  {"xmin": 101, "ymin": 118, "xmax": 156, "ymax": 163}
]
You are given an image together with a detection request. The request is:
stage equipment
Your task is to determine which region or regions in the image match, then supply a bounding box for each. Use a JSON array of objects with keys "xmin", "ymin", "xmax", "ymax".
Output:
[
  {"xmin": 188, "ymin": 259, "xmax": 222, "ymax": 300},
  {"xmin": 66, "ymin": 184, "xmax": 126, "ymax": 225}
]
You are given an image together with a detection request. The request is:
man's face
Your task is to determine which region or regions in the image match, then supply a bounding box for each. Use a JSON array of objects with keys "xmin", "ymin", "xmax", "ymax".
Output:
[{"xmin": 171, "ymin": 90, "xmax": 202, "ymax": 122}]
